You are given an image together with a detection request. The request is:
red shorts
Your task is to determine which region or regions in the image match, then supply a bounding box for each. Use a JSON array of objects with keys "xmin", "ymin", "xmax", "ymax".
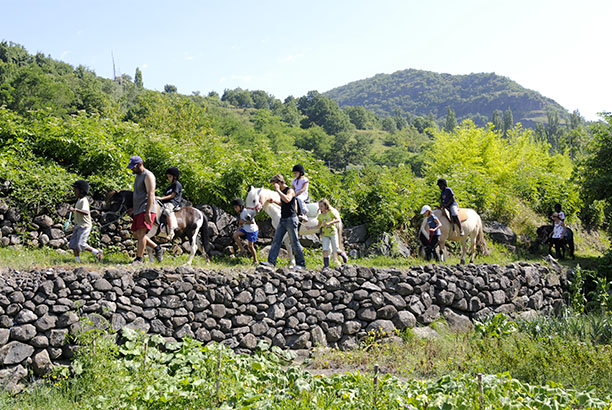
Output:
[{"xmin": 131, "ymin": 212, "xmax": 156, "ymax": 232}]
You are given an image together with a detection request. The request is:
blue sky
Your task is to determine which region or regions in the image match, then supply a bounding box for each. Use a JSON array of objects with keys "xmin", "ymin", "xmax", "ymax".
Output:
[{"xmin": 2, "ymin": 0, "xmax": 611, "ymax": 120}]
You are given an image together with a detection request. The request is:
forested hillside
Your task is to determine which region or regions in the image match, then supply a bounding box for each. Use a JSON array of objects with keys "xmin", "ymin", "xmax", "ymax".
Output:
[
  {"xmin": 324, "ymin": 69, "xmax": 570, "ymax": 129},
  {"xmin": 0, "ymin": 40, "xmax": 610, "ymax": 245}
]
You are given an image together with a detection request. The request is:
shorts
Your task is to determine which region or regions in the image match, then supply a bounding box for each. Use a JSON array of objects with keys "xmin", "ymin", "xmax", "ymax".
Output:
[
  {"xmin": 131, "ymin": 212, "xmax": 156, "ymax": 232},
  {"xmin": 322, "ymin": 234, "xmax": 339, "ymax": 252},
  {"xmin": 449, "ymin": 204, "xmax": 459, "ymax": 217},
  {"xmin": 238, "ymin": 228, "xmax": 258, "ymax": 243},
  {"xmin": 69, "ymin": 225, "xmax": 92, "ymax": 251},
  {"xmin": 161, "ymin": 203, "xmax": 176, "ymax": 216}
]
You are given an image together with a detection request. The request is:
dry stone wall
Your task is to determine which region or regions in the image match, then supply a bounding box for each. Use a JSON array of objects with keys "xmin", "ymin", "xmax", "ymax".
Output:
[{"xmin": 0, "ymin": 262, "xmax": 566, "ymax": 386}]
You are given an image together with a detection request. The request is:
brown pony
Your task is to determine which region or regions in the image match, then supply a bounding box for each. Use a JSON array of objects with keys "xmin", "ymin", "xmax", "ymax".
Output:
[{"xmin": 106, "ymin": 190, "xmax": 211, "ymax": 264}]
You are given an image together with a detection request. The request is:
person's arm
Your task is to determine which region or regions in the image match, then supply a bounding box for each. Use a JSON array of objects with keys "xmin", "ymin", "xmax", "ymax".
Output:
[
  {"xmin": 157, "ymin": 192, "xmax": 177, "ymax": 201},
  {"xmin": 295, "ymin": 180, "xmax": 309, "ymax": 196},
  {"xmin": 276, "ymin": 186, "xmax": 295, "ymax": 203},
  {"xmin": 324, "ymin": 215, "xmax": 341, "ymax": 227},
  {"xmin": 70, "ymin": 200, "xmax": 89, "ymax": 215},
  {"xmin": 430, "ymin": 217, "xmax": 442, "ymax": 232},
  {"xmin": 70, "ymin": 205, "xmax": 89, "ymax": 215},
  {"xmin": 144, "ymin": 172, "xmax": 156, "ymax": 223}
]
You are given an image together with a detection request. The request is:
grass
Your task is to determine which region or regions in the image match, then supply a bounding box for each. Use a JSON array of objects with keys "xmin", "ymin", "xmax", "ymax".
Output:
[
  {"xmin": 0, "ymin": 232, "xmax": 604, "ymax": 273},
  {"xmin": 308, "ymin": 313, "xmax": 612, "ymax": 397}
]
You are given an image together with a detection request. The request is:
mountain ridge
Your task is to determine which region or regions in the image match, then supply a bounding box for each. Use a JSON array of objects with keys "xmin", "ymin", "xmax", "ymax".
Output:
[{"xmin": 323, "ymin": 68, "xmax": 569, "ymax": 127}]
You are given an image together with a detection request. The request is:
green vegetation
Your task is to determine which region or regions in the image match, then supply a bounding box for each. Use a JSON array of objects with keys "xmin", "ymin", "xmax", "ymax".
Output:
[
  {"xmin": 2, "ymin": 325, "xmax": 611, "ymax": 410},
  {"xmin": 323, "ymin": 69, "xmax": 569, "ymax": 128},
  {"xmin": 311, "ymin": 313, "xmax": 612, "ymax": 400}
]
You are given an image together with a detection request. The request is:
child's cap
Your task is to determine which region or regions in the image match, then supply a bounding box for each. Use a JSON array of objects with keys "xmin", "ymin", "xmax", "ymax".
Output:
[{"xmin": 420, "ymin": 205, "xmax": 432, "ymax": 215}]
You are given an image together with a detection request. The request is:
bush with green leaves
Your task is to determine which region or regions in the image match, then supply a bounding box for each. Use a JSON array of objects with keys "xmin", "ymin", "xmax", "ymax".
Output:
[{"xmin": 424, "ymin": 121, "xmax": 580, "ymax": 223}]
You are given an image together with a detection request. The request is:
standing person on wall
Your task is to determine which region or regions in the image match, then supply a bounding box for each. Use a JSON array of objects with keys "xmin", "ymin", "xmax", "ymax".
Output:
[{"xmin": 127, "ymin": 155, "xmax": 164, "ymax": 264}]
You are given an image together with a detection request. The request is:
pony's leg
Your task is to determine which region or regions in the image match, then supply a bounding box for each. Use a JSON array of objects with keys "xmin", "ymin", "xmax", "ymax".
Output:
[
  {"xmin": 460, "ymin": 239, "xmax": 468, "ymax": 264},
  {"xmin": 186, "ymin": 233, "xmax": 197, "ymax": 265},
  {"xmin": 438, "ymin": 239, "xmax": 446, "ymax": 262},
  {"xmin": 469, "ymin": 233, "xmax": 477, "ymax": 263}
]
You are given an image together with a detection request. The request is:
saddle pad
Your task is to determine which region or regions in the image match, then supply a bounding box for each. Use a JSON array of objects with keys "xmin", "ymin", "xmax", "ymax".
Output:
[{"xmin": 458, "ymin": 209, "xmax": 469, "ymax": 222}]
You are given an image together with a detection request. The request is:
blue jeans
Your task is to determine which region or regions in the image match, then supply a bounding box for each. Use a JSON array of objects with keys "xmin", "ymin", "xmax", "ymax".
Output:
[{"xmin": 268, "ymin": 216, "xmax": 305, "ymax": 267}]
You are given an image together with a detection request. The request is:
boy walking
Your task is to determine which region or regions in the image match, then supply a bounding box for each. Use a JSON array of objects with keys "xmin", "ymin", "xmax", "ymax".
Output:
[
  {"xmin": 69, "ymin": 180, "xmax": 103, "ymax": 263},
  {"xmin": 231, "ymin": 198, "xmax": 259, "ymax": 264}
]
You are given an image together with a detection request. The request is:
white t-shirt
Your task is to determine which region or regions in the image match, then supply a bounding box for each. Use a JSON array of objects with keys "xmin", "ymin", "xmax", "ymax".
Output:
[
  {"xmin": 292, "ymin": 177, "xmax": 309, "ymax": 202},
  {"xmin": 239, "ymin": 209, "xmax": 258, "ymax": 233}
]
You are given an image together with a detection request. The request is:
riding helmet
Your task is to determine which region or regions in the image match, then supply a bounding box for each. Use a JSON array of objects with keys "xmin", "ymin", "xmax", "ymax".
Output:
[
  {"xmin": 73, "ymin": 180, "xmax": 90, "ymax": 195},
  {"xmin": 166, "ymin": 166, "xmax": 180, "ymax": 180},
  {"xmin": 231, "ymin": 198, "xmax": 245, "ymax": 208},
  {"xmin": 437, "ymin": 178, "xmax": 447, "ymax": 187},
  {"xmin": 292, "ymin": 164, "xmax": 305, "ymax": 176}
]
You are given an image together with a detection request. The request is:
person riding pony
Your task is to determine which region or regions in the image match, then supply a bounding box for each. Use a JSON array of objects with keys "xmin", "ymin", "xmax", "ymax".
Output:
[{"xmin": 437, "ymin": 178, "xmax": 464, "ymax": 236}]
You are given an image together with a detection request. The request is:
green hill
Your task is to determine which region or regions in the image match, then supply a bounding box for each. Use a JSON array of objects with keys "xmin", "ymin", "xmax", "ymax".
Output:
[{"xmin": 323, "ymin": 69, "xmax": 569, "ymax": 127}]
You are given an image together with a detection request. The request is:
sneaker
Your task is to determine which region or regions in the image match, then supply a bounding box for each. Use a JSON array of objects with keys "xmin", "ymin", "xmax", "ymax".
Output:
[
  {"xmin": 260, "ymin": 261, "xmax": 275, "ymax": 267},
  {"xmin": 154, "ymin": 246, "xmax": 165, "ymax": 263},
  {"xmin": 130, "ymin": 258, "xmax": 143, "ymax": 265},
  {"xmin": 460, "ymin": 230, "xmax": 465, "ymax": 236},
  {"xmin": 339, "ymin": 252, "xmax": 348, "ymax": 264}
]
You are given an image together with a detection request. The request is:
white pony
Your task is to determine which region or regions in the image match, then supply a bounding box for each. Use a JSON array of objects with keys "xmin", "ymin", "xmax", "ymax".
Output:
[
  {"xmin": 420, "ymin": 208, "xmax": 489, "ymax": 264},
  {"xmin": 245, "ymin": 186, "xmax": 344, "ymax": 265}
]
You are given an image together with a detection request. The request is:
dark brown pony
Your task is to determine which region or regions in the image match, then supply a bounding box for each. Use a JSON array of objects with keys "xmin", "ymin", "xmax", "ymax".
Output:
[{"xmin": 106, "ymin": 190, "xmax": 211, "ymax": 264}]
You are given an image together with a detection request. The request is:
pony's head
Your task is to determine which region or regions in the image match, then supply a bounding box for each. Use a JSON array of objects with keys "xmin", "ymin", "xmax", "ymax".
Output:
[{"xmin": 245, "ymin": 186, "xmax": 264, "ymax": 212}]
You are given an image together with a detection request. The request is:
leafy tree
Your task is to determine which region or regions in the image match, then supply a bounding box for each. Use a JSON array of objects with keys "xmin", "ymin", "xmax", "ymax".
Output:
[
  {"xmin": 208, "ymin": 91, "xmax": 220, "ymax": 99},
  {"xmin": 381, "ymin": 117, "xmax": 397, "ymax": 133},
  {"xmin": 164, "ymin": 84, "xmax": 177, "ymax": 93},
  {"xmin": 412, "ymin": 115, "xmax": 437, "ymax": 135},
  {"xmin": 297, "ymin": 91, "xmax": 352, "ymax": 135},
  {"xmin": 391, "ymin": 109, "xmax": 408, "ymax": 130},
  {"xmin": 503, "ymin": 108, "xmax": 513, "ymax": 137},
  {"xmin": 251, "ymin": 90, "xmax": 271, "ymax": 109},
  {"xmin": 222, "ymin": 88, "xmax": 253, "ymax": 108},
  {"xmin": 344, "ymin": 106, "xmax": 375, "ymax": 130},
  {"xmin": 444, "ymin": 107, "xmax": 457, "ymax": 132},
  {"xmin": 276, "ymin": 98, "xmax": 302, "ymax": 127},
  {"xmin": 546, "ymin": 110, "xmax": 561, "ymax": 150},
  {"xmin": 576, "ymin": 113, "xmax": 612, "ymax": 229},
  {"xmin": 294, "ymin": 125, "xmax": 332, "ymax": 159},
  {"xmin": 134, "ymin": 68, "xmax": 143, "ymax": 88},
  {"xmin": 492, "ymin": 109, "xmax": 503, "ymax": 132}
]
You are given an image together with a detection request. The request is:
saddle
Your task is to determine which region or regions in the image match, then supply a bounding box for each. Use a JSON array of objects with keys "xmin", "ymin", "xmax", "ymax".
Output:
[{"xmin": 441, "ymin": 208, "xmax": 468, "ymax": 223}]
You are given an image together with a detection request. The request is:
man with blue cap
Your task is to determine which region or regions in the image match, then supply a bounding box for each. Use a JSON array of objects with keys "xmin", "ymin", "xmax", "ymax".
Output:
[{"xmin": 127, "ymin": 155, "xmax": 164, "ymax": 263}]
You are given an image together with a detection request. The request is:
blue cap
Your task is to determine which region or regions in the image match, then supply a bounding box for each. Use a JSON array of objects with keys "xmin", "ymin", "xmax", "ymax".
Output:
[{"xmin": 127, "ymin": 155, "xmax": 143, "ymax": 169}]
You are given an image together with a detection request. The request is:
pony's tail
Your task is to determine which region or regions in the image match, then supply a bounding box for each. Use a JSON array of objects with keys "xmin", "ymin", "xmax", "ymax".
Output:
[
  {"xmin": 330, "ymin": 207, "xmax": 345, "ymax": 251},
  {"xmin": 477, "ymin": 222, "xmax": 490, "ymax": 256},
  {"xmin": 198, "ymin": 211, "xmax": 212, "ymax": 260}
]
